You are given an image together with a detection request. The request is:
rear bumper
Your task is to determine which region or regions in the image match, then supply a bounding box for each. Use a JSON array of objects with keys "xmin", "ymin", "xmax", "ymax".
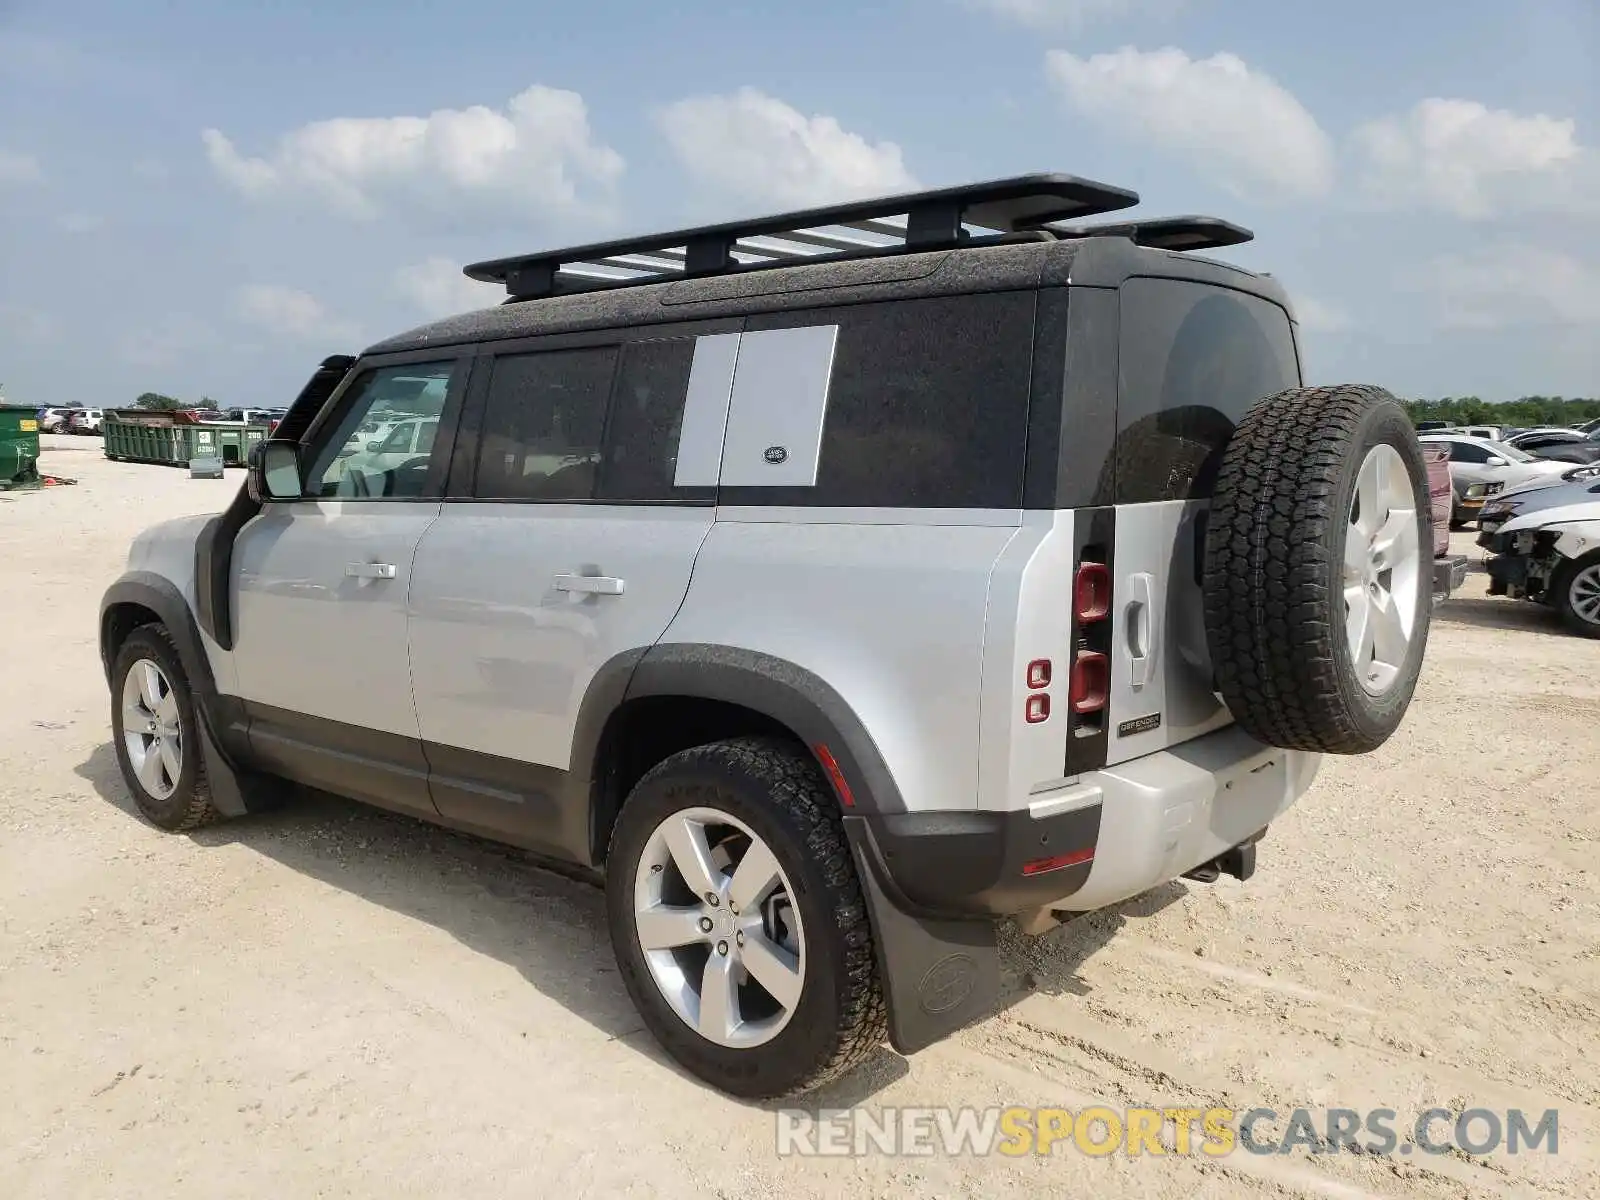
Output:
[
  {"xmin": 849, "ymin": 724, "xmax": 1318, "ymax": 921},
  {"xmin": 843, "ymin": 725, "xmax": 1319, "ymax": 1057},
  {"xmin": 1433, "ymin": 554, "xmax": 1468, "ymax": 603}
]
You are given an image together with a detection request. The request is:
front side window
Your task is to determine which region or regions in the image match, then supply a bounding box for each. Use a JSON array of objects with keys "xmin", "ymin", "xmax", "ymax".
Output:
[
  {"xmin": 305, "ymin": 361, "xmax": 454, "ymax": 499},
  {"xmin": 1449, "ymin": 441, "xmax": 1491, "ymax": 464}
]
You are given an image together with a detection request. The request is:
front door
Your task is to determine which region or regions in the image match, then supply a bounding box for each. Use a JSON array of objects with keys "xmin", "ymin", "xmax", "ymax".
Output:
[
  {"xmin": 230, "ymin": 355, "xmax": 467, "ymax": 816},
  {"xmin": 407, "ymin": 325, "xmax": 737, "ymax": 857}
]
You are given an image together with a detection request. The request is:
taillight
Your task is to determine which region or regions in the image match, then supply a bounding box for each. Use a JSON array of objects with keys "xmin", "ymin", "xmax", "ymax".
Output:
[
  {"xmin": 1024, "ymin": 693, "xmax": 1051, "ymax": 724},
  {"xmin": 1022, "ymin": 847, "xmax": 1094, "ymax": 875},
  {"xmin": 1074, "ymin": 562, "xmax": 1111, "ymax": 623},
  {"xmin": 1069, "ymin": 651, "xmax": 1108, "ymax": 714},
  {"xmin": 1026, "ymin": 659, "xmax": 1052, "ymax": 689}
]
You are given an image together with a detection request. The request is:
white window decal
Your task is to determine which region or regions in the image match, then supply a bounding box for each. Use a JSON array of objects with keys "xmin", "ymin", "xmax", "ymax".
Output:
[{"xmin": 718, "ymin": 325, "xmax": 838, "ymax": 488}]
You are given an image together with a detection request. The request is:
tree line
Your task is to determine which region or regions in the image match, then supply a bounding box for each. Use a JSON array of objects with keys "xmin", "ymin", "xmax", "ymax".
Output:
[{"xmin": 1402, "ymin": 396, "xmax": 1600, "ymax": 427}]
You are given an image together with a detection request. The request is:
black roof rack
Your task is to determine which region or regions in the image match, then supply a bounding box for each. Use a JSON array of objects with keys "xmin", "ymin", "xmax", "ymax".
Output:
[
  {"xmin": 463, "ymin": 176, "xmax": 1251, "ymax": 301},
  {"xmin": 466, "ymin": 174, "xmax": 1138, "ymax": 300},
  {"xmin": 1041, "ymin": 215, "xmax": 1253, "ymax": 252}
]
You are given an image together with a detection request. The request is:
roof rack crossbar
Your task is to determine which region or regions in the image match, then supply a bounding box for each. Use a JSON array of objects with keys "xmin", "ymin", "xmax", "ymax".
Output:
[{"xmin": 467, "ymin": 173, "xmax": 1140, "ymax": 299}]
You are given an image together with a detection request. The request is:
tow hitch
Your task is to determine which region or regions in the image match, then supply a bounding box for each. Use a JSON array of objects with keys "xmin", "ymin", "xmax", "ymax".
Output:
[{"xmin": 1183, "ymin": 830, "xmax": 1264, "ymax": 884}]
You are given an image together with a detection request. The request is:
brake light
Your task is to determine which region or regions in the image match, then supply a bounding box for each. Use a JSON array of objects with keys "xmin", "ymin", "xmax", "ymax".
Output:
[
  {"xmin": 1069, "ymin": 651, "xmax": 1108, "ymax": 714},
  {"xmin": 1074, "ymin": 562, "xmax": 1111, "ymax": 623}
]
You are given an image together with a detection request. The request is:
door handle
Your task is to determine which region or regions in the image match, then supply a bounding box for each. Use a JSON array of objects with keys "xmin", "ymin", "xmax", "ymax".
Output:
[
  {"xmin": 345, "ymin": 562, "xmax": 397, "ymax": 580},
  {"xmin": 1126, "ymin": 572, "xmax": 1157, "ymax": 689},
  {"xmin": 554, "ymin": 573, "xmax": 625, "ymax": 596}
]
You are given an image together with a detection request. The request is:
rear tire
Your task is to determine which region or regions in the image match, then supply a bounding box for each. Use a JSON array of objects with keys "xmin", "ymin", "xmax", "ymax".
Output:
[
  {"xmin": 1204, "ymin": 385, "xmax": 1432, "ymax": 754},
  {"xmin": 605, "ymin": 737, "xmax": 885, "ymax": 1098},
  {"xmin": 1553, "ymin": 551, "xmax": 1600, "ymax": 639}
]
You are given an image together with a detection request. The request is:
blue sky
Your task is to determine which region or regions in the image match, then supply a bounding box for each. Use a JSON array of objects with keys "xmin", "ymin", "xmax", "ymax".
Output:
[{"xmin": 2, "ymin": 0, "xmax": 1597, "ymax": 409}]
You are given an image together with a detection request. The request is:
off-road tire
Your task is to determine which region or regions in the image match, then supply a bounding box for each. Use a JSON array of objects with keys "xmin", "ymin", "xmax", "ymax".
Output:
[
  {"xmin": 110, "ymin": 625, "xmax": 221, "ymax": 832},
  {"xmin": 1204, "ymin": 385, "xmax": 1432, "ymax": 754},
  {"xmin": 1552, "ymin": 550, "xmax": 1600, "ymax": 639},
  {"xmin": 606, "ymin": 736, "xmax": 886, "ymax": 1099}
]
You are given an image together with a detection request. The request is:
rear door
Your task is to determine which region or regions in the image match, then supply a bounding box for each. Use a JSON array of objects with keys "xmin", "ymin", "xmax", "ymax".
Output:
[
  {"xmin": 406, "ymin": 320, "xmax": 737, "ymax": 854},
  {"xmin": 1104, "ymin": 277, "xmax": 1302, "ymax": 765}
]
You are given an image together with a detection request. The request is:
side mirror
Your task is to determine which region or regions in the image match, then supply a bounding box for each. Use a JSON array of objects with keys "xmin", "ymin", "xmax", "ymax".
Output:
[
  {"xmin": 366, "ymin": 440, "xmax": 383, "ymax": 452},
  {"xmin": 247, "ymin": 439, "xmax": 304, "ymax": 502},
  {"xmin": 1486, "ymin": 456, "xmax": 1507, "ymax": 467}
]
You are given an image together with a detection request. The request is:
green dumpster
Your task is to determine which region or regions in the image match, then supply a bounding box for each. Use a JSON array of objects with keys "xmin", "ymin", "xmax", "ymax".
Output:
[
  {"xmin": 104, "ymin": 410, "xmax": 270, "ymax": 467},
  {"xmin": 0, "ymin": 405, "xmax": 42, "ymax": 490}
]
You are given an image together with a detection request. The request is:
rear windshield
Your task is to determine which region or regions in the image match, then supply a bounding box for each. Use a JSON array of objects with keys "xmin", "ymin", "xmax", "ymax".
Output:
[{"xmin": 1114, "ymin": 278, "xmax": 1301, "ymax": 503}]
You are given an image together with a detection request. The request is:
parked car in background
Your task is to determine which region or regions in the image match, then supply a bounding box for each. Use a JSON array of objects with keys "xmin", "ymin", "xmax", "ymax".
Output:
[
  {"xmin": 1479, "ymin": 474, "xmax": 1600, "ymax": 535},
  {"xmin": 1419, "ymin": 433, "xmax": 1569, "ymax": 526},
  {"xmin": 66, "ymin": 408, "xmax": 104, "ymax": 435},
  {"xmin": 1424, "ymin": 443, "xmax": 1469, "ymax": 602},
  {"xmin": 1505, "ymin": 428, "xmax": 1600, "ymax": 465},
  {"xmin": 1481, "ymin": 484, "xmax": 1600, "ymax": 637},
  {"xmin": 38, "ymin": 405, "xmax": 82, "ymax": 433}
]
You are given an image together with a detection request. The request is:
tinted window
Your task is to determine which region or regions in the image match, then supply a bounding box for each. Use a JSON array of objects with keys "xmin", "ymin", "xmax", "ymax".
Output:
[
  {"xmin": 1449, "ymin": 441, "xmax": 1491, "ymax": 463},
  {"xmin": 304, "ymin": 361, "xmax": 454, "ymax": 499},
  {"xmin": 597, "ymin": 337, "xmax": 698, "ymax": 501},
  {"xmin": 1115, "ymin": 279, "xmax": 1301, "ymax": 503},
  {"xmin": 726, "ymin": 292, "xmax": 1035, "ymax": 508},
  {"xmin": 474, "ymin": 347, "xmax": 616, "ymax": 500}
]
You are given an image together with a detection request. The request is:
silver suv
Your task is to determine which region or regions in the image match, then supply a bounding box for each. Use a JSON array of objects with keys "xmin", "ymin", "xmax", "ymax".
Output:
[{"xmin": 99, "ymin": 175, "xmax": 1437, "ymax": 1098}]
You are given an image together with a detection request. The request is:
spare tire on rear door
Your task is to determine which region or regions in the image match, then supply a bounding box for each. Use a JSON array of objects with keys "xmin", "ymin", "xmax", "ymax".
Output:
[{"xmin": 1203, "ymin": 385, "xmax": 1432, "ymax": 754}]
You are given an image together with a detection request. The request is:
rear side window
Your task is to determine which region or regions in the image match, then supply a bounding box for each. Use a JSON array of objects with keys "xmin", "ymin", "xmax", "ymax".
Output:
[
  {"xmin": 1114, "ymin": 279, "xmax": 1301, "ymax": 503},
  {"xmin": 720, "ymin": 292, "xmax": 1036, "ymax": 509},
  {"xmin": 470, "ymin": 337, "xmax": 706, "ymax": 502}
]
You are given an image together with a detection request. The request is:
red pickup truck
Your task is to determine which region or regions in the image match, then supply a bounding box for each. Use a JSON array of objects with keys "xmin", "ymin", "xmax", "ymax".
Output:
[{"xmin": 1425, "ymin": 442, "xmax": 1469, "ymax": 603}]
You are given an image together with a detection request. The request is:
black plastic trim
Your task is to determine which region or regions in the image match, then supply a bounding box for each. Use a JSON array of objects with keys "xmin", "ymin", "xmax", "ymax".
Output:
[
  {"xmin": 625, "ymin": 644, "xmax": 908, "ymax": 815},
  {"xmin": 241, "ymin": 700, "xmax": 436, "ymax": 820},
  {"xmin": 848, "ymin": 802, "xmax": 1101, "ymax": 920}
]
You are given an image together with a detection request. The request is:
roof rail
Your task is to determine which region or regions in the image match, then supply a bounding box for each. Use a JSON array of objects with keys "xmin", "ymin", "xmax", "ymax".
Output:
[
  {"xmin": 465, "ymin": 173, "xmax": 1140, "ymax": 300},
  {"xmin": 1041, "ymin": 215, "xmax": 1253, "ymax": 251}
]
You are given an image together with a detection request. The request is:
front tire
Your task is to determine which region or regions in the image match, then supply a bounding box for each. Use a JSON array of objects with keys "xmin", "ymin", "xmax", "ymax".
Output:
[
  {"xmin": 110, "ymin": 626, "xmax": 220, "ymax": 831},
  {"xmin": 605, "ymin": 737, "xmax": 885, "ymax": 1098},
  {"xmin": 1554, "ymin": 551, "xmax": 1600, "ymax": 639}
]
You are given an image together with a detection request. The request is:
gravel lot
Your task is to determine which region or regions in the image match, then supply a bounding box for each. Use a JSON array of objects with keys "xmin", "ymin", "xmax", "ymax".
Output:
[{"xmin": 3, "ymin": 435, "xmax": 1597, "ymax": 1199}]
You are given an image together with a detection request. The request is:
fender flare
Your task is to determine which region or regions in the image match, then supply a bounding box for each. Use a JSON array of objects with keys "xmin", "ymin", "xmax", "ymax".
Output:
[
  {"xmin": 618, "ymin": 643, "xmax": 909, "ymax": 817},
  {"xmin": 100, "ymin": 573, "xmax": 217, "ymax": 698}
]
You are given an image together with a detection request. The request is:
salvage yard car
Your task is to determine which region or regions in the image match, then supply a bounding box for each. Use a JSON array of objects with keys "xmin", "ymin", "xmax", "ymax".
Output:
[
  {"xmin": 1480, "ymin": 479, "xmax": 1600, "ymax": 637},
  {"xmin": 1420, "ymin": 432, "xmax": 1569, "ymax": 527},
  {"xmin": 98, "ymin": 175, "xmax": 1447, "ymax": 1098}
]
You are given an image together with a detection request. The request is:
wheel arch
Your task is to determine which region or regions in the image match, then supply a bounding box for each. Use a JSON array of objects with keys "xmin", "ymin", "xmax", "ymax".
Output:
[
  {"xmin": 100, "ymin": 573, "xmax": 218, "ymax": 700},
  {"xmin": 582, "ymin": 644, "xmax": 908, "ymax": 867}
]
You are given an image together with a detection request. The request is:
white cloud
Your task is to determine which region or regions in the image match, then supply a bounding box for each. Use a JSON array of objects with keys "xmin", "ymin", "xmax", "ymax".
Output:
[
  {"xmin": 394, "ymin": 257, "xmax": 504, "ymax": 319},
  {"xmin": 656, "ymin": 87, "xmax": 918, "ymax": 209},
  {"xmin": 1350, "ymin": 98, "xmax": 1590, "ymax": 219},
  {"xmin": 1293, "ymin": 295, "xmax": 1352, "ymax": 333},
  {"xmin": 202, "ymin": 85, "xmax": 623, "ymax": 221},
  {"xmin": 968, "ymin": 0, "xmax": 1180, "ymax": 28},
  {"xmin": 1045, "ymin": 47, "xmax": 1335, "ymax": 200},
  {"xmin": 0, "ymin": 150, "xmax": 44, "ymax": 186},
  {"xmin": 1422, "ymin": 245, "xmax": 1600, "ymax": 330},
  {"xmin": 234, "ymin": 285, "xmax": 359, "ymax": 343}
]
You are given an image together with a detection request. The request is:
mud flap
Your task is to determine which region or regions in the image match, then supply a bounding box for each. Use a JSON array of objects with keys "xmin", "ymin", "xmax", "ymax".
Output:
[
  {"xmin": 194, "ymin": 705, "xmax": 287, "ymax": 819},
  {"xmin": 844, "ymin": 817, "xmax": 1000, "ymax": 1055}
]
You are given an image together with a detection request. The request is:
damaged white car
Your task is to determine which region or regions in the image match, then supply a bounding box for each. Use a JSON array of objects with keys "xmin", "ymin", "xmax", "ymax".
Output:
[{"xmin": 1480, "ymin": 477, "xmax": 1600, "ymax": 637}]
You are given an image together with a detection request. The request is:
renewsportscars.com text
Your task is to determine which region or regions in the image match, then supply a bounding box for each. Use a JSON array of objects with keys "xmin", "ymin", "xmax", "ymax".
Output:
[{"xmin": 774, "ymin": 1106, "xmax": 1560, "ymax": 1159}]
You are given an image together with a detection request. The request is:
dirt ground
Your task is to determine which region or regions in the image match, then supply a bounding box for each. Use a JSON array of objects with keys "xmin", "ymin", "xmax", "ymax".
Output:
[{"xmin": 3, "ymin": 435, "xmax": 1597, "ymax": 1199}]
